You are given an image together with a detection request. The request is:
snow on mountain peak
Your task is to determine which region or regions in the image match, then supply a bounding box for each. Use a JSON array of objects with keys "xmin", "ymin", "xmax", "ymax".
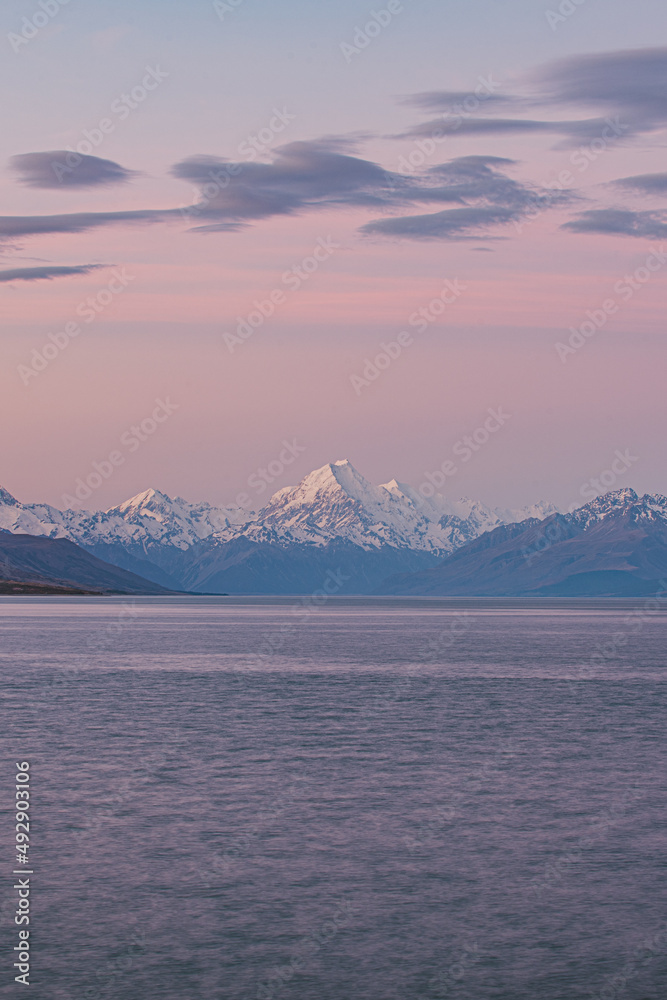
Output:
[
  {"xmin": 2, "ymin": 465, "xmax": 665, "ymax": 569},
  {"xmin": 256, "ymin": 462, "xmax": 497, "ymax": 551},
  {"xmin": 285, "ymin": 460, "xmax": 387, "ymax": 506},
  {"xmin": 569, "ymin": 488, "xmax": 667, "ymax": 530},
  {"xmin": 103, "ymin": 487, "xmax": 254, "ymax": 549},
  {"xmin": 0, "ymin": 487, "xmax": 19, "ymax": 507},
  {"xmin": 112, "ymin": 488, "xmax": 170, "ymax": 515}
]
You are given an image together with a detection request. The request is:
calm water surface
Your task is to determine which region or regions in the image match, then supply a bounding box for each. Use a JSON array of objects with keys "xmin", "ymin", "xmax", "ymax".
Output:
[{"xmin": 0, "ymin": 597, "xmax": 665, "ymax": 1000}]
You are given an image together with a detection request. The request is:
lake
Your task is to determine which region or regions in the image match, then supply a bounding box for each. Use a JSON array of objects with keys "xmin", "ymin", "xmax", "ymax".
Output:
[{"xmin": 0, "ymin": 596, "xmax": 665, "ymax": 999}]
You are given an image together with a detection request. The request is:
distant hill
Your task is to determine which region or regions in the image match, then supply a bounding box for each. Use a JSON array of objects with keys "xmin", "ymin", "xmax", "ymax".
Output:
[
  {"xmin": 0, "ymin": 532, "xmax": 173, "ymax": 595},
  {"xmin": 377, "ymin": 490, "xmax": 667, "ymax": 597}
]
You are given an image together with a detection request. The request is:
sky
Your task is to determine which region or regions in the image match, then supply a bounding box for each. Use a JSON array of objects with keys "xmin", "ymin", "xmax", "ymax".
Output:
[{"xmin": 1, "ymin": 0, "xmax": 667, "ymax": 511}]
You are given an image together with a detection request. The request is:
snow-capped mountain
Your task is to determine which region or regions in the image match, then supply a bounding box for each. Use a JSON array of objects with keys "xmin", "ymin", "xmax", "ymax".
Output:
[
  {"xmin": 379, "ymin": 488, "xmax": 667, "ymax": 597},
  {"xmin": 3, "ymin": 472, "xmax": 663, "ymax": 595},
  {"xmin": 0, "ymin": 460, "xmax": 557, "ymax": 593},
  {"xmin": 568, "ymin": 487, "xmax": 667, "ymax": 531},
  {"xmin": 252, "ymin": 460, "xmax": 556, "ymax": 550},
  {"xmin": 0, "ymin": 486, "xmax": 248, "ymax": 548}
]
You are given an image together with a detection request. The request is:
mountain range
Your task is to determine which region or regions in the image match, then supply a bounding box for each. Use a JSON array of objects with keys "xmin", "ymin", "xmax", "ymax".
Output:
[
  {"xmin": 1, "ymin": 462, "xmax": 665, "ymax": 597},
  {"xmin": 379, "ymin": 488, "xmax": 667, "ymax": 597},
  {"xmin": 0, "ymin": 461, "xmax": 555, "ymax": 594}
]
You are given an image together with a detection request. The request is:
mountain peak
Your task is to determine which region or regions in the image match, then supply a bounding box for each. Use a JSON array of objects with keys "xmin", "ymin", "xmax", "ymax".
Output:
[
  {"xmin": 294, "ymin": 460, "xmax": 372, "ymax": 498},
  {"xmin": 0, "ymin": 487, "xmax": 19, "ymax": 507},
  {"xmin": 577, "ymin": 488, "xmax": 640, "ymax": 515},
  {"xmin": 112, "ymin": 488, "xmax": 173, "ymax": 516},
  {"xmin": 568, "ymin": 487, "xmax": 667, "ymax": 531}
]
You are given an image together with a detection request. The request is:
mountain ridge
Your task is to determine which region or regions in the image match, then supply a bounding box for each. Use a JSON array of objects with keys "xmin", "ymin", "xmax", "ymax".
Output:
[
  {"xmin": 0, "ymin": 531, "xmax": 173, "ymax": 595},
  {"xmin": 2, "ymin": 466, "xmax": 662, "ymax": 595},
  {"xmin": 377, "ymin": 489, "xmax": 667, "ymax": 597},
  {"xmin": 0, "ymin": 460, "xmax": 556, "ymax": 593}
]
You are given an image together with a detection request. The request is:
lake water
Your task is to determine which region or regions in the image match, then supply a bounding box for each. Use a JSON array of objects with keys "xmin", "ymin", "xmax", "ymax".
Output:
[{"xmin": 0, "ymin": 597, "xmax": 666, "ymax": 1000}]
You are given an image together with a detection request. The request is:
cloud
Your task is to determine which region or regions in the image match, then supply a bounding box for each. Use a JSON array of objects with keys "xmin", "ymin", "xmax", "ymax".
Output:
[
  {"xmin": 362, "ymin": 205, "xmax": 518, "ymax": 240},
  {"xmin": 10, "ymin": 152, "xmax": 137, "ymax": 189},
  {"xmin": 532, "ymin": 47, "xmax": 667, "ymax": 125},
  {"xmin": 176, "ymin": 146, "xmax": 573, "ymax": 243},
  {"xmin": 402, "ymin": 91, "xmax": 521, "ymax": 113},
  {"xmin": 0, "ymin": 139, "xmax": 419, "ymax": 240},
  {"xmin": 0, "ymin": 264, "xmax": 107, "ymax": 283},
  {"xmin": 398, "ymin": 116, "xmax": 632, "ymax": 149},
  {"xmin": 561, "ymin": 209, "xmax": 667, "ymax": 239},
  {"xmin": 171, "ymin": 140, "xmax": 398, "ymax": 225},
  {"xmin": 0, "ymin": 209, "xmax": 168, "ymax": 240},
  {"xmin": 361, "ymin": 156, "xmax": 573, "ymax": 241},
  {"xmin": 0, "ymin": 142, "xmax": 572, "ymax": 245},
  {"xmin": 614, "ymin": 173, "xmax": 667, "ymax": 195},
  {"xmin": 398, "ymin": 48, "xmax": 667, "ymax": 152},
  {"xmin": 400, "ymin": 117, "xmax": 551, "ymax": 139}
]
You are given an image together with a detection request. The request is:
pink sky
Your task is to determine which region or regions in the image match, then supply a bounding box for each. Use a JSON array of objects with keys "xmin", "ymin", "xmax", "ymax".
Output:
[{"xmin": 2, "ymin": 2, "xmax": 667, "ymax": 510}]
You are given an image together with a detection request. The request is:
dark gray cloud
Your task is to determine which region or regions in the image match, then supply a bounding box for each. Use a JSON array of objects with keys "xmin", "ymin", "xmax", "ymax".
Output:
[
  {"xmin": 0, "ymin": 139, "xmax": 431, "ymax": 239},
  {"xmin": 562, "ymin": 209, "xmax": 667, "ymax": 239},
  {"xmin": 175, "ymin": 145, "xmax": 572, "ymax": 243},
  {"xmin": 362, "ymin": 156, "xmax": 573, "ymax": 241},
  {"xmin": 532, "ymin": 47, "xmax": 667, "ymax": 124},
  {"xmin": 0, "ymin": 264, "xmax": 107, "ymax": 283},
  {"xmin": 399, "ymin": 116, "xmax": 632, "ymax": 148},
  {"xmin": 0, "ymin": 209, "xmax": 169, "ymax": 240},
  {"xmin": 614, "ymin": 173, "xmax": 667, "ymax": 195},
  {"xmin": 0, "ymin": 139, "xmax": 408, "ymax": 238},
  {"xmin": 10, "ymin": 152, "xmax": 137, "ymax": 189},
  {"xmin": 399, "ymin": 48, "xmax": 667, "ymax": 153},
  {"xmin": 172, "ymin": 140, "xmax": 397, "ymax": 225},
  {"xmin": 0, "ymin": 142, "xmax": 571, "ymax": 245},
  {"xmin": 403, "ymin": 117, "xmax": 549, "ymax": 138},
  {"xmin": 362, "ymin": 206, "xmax": 518, "ymax": 240},
  {"xmin": 402, "ymin": 91, "xmax": 521, "ymax": 113}
]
